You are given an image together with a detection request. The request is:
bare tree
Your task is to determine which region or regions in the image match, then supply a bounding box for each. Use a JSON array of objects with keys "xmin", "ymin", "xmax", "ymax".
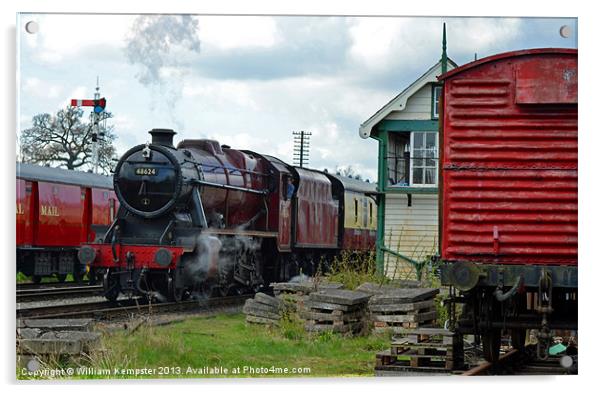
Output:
[{"xmin": 20, "ymin": 106, "xmax": 117, "ymax": 174}]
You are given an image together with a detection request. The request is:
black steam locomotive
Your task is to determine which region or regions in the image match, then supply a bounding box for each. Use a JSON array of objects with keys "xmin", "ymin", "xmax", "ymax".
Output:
[{"xmin": 79, "ymin": 129, "xmax": 377, "ymax": 301}]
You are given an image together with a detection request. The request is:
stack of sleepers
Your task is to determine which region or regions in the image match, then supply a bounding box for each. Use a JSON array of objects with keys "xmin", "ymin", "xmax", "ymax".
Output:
[
  {"xmin": 301, "ymin": 289, "xmax": 371, "ymax": 335},
  {"xmin": 369, "ymin": 288, "xmax": 439, "ymax": 332}
]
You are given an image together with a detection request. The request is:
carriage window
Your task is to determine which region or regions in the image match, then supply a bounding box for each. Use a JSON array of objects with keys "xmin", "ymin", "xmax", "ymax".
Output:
[
  {"xmin": 411, "ymin": 131, "xmax": 438, "ymax": 187},
  {"xmin": 369, "ymin": 202, "xmax": 373, "ymax": 225},
  {"xmin": 363, "ymin": 198, "xmax": 368, "ymax": 227},
  {"xmin": 354, "ymin": 199, "xmax": 358, "ymax": 223}
]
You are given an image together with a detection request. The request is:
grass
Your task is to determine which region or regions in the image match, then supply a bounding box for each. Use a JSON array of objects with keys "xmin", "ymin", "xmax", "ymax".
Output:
[
  {"xmin": 325, "ymin": 251, "xmax": 389, "ymax": 290},
  {"xmin": 19, "ymin": 313, "xmax": 391, "ymax": 380},
  {"xmin": 16, "ymin": 273, "xmax": 78, "ymax": 284}
]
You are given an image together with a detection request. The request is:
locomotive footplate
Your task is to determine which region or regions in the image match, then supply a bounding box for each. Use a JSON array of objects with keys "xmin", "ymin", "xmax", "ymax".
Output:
[{"xmin": 82, "ymin": 244, "xmax": 188, "ymax": 270}]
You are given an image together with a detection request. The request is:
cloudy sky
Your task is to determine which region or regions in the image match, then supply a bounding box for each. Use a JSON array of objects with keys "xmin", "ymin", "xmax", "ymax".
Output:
[{"xmin": 17, "ymin": 14, "xmax": 577, "ymax": 181}]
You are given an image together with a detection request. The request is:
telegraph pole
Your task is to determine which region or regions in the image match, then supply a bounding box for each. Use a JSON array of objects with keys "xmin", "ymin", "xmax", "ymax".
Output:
[{"xmin": 293, "ymin": 131, "xmax": 311, "ymax": 168}]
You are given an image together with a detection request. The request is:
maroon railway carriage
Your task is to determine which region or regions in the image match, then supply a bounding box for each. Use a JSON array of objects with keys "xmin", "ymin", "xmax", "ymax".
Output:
[
  {"xmin": 437, "ymin": 48, "xmax": 577, "ymax": 361},
  {"xmin": 16, "ymin": 163, "xmax": 118, "ymax": 282},
  {"xmin": 81, "ymin": 129, "xmax": 376, "ymax": 301},
  {"xmin": 327, "ymin": 174, "xmax": 377, "ymax": 251}
]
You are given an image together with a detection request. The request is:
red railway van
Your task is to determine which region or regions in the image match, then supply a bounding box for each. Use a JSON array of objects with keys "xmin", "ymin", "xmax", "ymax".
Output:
[
  {"xmin": 439, "ymin": 48, "xmax": 577, "ymax": 268},
  {"xmin": 16, "ymin": 163, "xmax": 117, "ymax": 282}
]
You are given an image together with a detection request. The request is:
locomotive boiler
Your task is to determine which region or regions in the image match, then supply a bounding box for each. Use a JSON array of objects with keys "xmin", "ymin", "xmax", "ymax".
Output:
[{"xmin": 80, "ymin": 129, "xmax": 377, "ymax": 301}]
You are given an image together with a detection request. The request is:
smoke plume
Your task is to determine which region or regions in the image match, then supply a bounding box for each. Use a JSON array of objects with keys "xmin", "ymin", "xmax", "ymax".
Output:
[{"xmin": 125, "ymin": 15, "xmax": 201, "ymax": 128}]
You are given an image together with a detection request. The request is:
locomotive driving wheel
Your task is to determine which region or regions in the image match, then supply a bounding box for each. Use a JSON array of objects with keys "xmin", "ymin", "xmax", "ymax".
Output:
[{"xmin": 167, "ymin": 271, "xmax": 185, "ymax": 302}]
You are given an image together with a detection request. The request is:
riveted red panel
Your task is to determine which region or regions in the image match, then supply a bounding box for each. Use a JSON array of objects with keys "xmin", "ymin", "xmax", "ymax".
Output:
[
  {"xmin": 439, "ymin": 49, "xmax": 577, "ymax": 266},
  {"xmin": 90, "ymin": 244, "xmax": 185, "ymax": 269}
]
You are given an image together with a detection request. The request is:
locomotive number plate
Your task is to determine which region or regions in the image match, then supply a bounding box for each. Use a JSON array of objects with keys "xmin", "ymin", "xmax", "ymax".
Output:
[{"xmin": 135, "ymin": 167, "xmax": 157, "ymax": 176}]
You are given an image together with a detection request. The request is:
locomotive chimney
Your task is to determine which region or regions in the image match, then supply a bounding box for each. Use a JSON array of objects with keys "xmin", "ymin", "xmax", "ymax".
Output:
[{"xmin": 149, "ymin": 128, "xmax": 177, "ymax": 147}]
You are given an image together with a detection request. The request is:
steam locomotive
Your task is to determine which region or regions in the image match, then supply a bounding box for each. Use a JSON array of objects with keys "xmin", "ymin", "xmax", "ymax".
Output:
[{"xmin": 79, "ymin": 129, "xmax": 376, "ymax": 301}]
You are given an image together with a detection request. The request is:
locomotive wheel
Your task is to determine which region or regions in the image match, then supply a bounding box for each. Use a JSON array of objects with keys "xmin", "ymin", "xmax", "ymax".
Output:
[
  {"xmin": 103, "ymin": 270, "xmax": 121, "ymax": 302},
  {"xmin": 511, "ymin": 329, "xmax": 527, "ymax": 351},
  {"xmin": 167, "ymin": 275, "xmax": 185, "ymax": 302},
  {"xmin": 482, "ymin": 329, "xmax": 502, "ymax": 362},
  {"xmin": 73, "ymin": 269, "xmax": 84, "ymax": 283},
  {"xmin": 510, "ymin": 293, "xmax": 527, "ymax": 351},
  {"xmin": 56, "ymin": 274, "xmax": 67, "ymax": 283}
]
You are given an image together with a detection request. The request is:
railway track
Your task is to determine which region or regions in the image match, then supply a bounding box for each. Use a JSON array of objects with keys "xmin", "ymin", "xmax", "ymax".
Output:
[
  {"xmin": 16, "ymin": 284, "xmax": 103, "ymax": 303},
  {"xmin": 17, "ymin": 281, "xmax": 91, "ymax": 290},
  {"xmin": 462, "ymin": 348, "xmax": 575, "ymax": 376},
  {"xmin": 17, "ymin": 294, "xmax": 252, "ymax": 320}
]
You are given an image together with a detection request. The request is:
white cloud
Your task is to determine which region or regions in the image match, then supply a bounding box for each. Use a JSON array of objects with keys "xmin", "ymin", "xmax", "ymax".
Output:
[
  {"xmin": 196, "ymin": 16, "xmax": 279, "ymax": 50},
  {"xmin": 22, "ymin": 77, "xmax": 63, "ymax": 99},
  {"xmin": 182, "ymin": 79, "xmax": 259, "ymax": 110},
  {"xmin": 348, "ymin": 17, "xmax": 524, "ymax": 72},
  {"xmin": 20, "ymin": 14, "xmax": 134, "ymax": 63},
  {"xmin": 56, "ymin": 86, "xmax": 87, "ymax": 109}
]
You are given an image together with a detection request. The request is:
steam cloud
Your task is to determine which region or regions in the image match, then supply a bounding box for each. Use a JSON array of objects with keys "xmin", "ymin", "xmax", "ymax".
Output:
[{"xmin": 125, "ymin": 15, "xmax": 201, "ymax": 128}]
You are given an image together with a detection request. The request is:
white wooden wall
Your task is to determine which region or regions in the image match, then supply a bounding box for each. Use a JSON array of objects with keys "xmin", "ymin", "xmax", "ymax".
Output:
[
  {"xmin": 385, "ymin": 85, "xmax": 433, "ymax": 121},
  {"xmin": 383, "ymin": 193, "xmax": 438, "ymax": 279}
]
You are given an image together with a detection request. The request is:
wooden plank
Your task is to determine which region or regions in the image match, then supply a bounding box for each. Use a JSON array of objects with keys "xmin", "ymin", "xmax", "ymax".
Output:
[
  {"xmin": 253, "ymin": 292, "xmax": 281, "ymax": 308},
  {"xmin": 369, "ymin": 288, "xmax": 439, "ymax": 305},
  {"xmin": 303, "ymin": 300, "xmax": 365, "ymax": 312},
  {"xmin": 37, "ymin": 331, "xmax": 101, "ymax": 351},
  {"xmin": 393, "ymin": 327, "xmax": 456, "ymax": 337},
  {"xmin": 372, "ymin": 321, "xmax": 438, "ymax": 333},
  {"xmin": 245, "ymin": 315, "xmax": 280, "ymax": 326},
  {"xmin": 271, "ymin": 281, "xmax": 343, "ymax": 294},
  {"xmin": 18, "ymin": 318, "xmax": 94, "ymax": 331},
  {"xmin": 304, "ymin": 321, "xmax": 363, "ymax": 333},
  {"xmin": 309, "ymin": 289, "xmax": 372, "ymax": 306},
  {"xmin": 373, "ymin": 311, "xmax": 437, "ymax": 323},
  {"xmin": 243, "ymin": 307, "xmax": 281, "ymax": 320},
  {"xmin": 18, "ymin": 339, "xmax": 82, "ymax": 355},
  {"xmin": 17, "ymin": 328, "xmax": 43, "ymax": 339},
  {"xmin": 369, "ymin": 300, "xmax": 434, "ymax": 313},
  {"xmin": 300, "ymin": 309, "xmax": 365, "ymax": 322},
  {"xmin": 244, "ymin": 299, "xmax": 280, "ymax": 314}
]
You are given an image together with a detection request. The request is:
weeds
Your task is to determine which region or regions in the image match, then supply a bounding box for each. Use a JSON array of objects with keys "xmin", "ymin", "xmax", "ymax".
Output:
[
  {"xmin": 279, "ymin": 311, "xmax": 305, "ymax": 341},
  {"xmin": 325, "ymin": 251, "xmax": 389, "ymax": 289}
]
